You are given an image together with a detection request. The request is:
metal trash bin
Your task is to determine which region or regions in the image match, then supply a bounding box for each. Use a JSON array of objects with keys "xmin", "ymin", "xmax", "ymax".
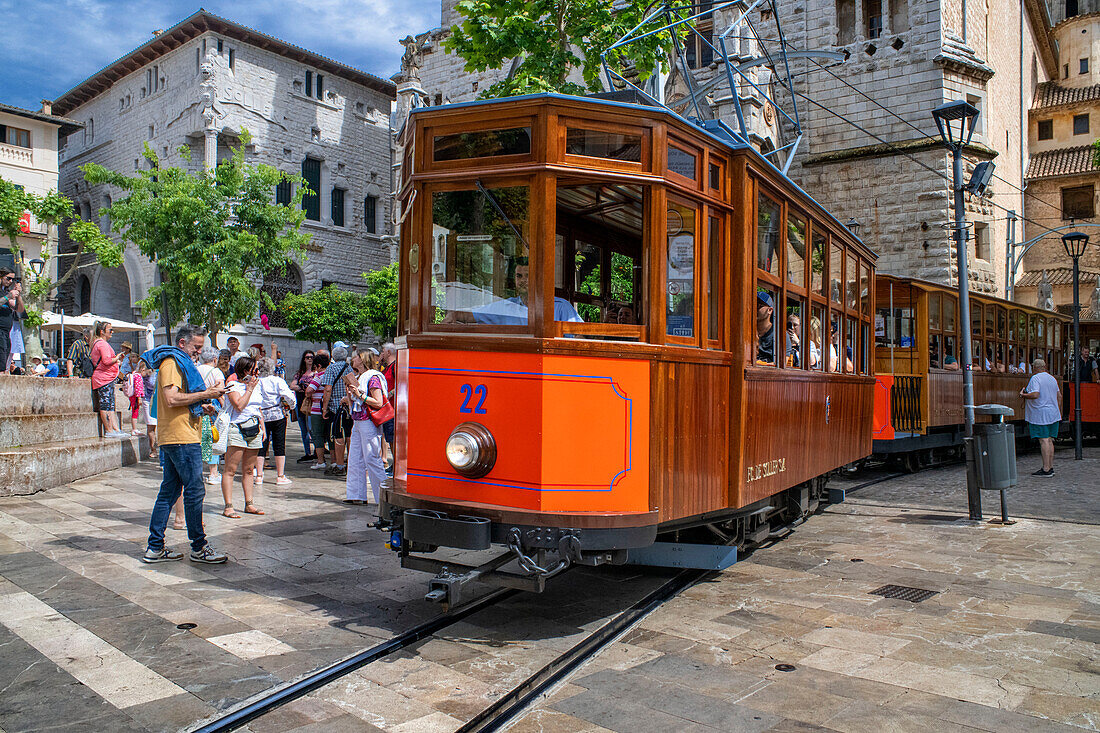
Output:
[
  {"xmin": 972, "ymin": 404, "xmax": 1018, "ymax": 525},
  {"xmin": 972, "ymin": 404, "xmax": 1017, "ymax": 490}
]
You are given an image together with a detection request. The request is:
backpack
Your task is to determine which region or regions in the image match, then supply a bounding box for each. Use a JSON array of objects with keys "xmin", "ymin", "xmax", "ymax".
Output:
[
  {"xmin": 79, "ymin": 355, "xmax": 95, "ymax": 378},
  {"xmin": 124, "ymin": 371, "xmax": 137, "ymax": 398}
]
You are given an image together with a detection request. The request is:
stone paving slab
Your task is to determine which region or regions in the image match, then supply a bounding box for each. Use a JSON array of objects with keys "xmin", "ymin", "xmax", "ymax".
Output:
[{"xmin": 0, "ymin": 443, "xmax": 1098, "ymax": 732}]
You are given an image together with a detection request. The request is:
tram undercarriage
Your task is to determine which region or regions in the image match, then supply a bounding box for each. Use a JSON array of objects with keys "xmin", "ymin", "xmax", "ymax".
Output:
[{"xmin": 383, "ymin": 475, "xmax": 836, "ymax": 608}]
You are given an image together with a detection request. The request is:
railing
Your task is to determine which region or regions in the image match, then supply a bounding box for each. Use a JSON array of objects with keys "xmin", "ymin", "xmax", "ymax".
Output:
[
  {"xmin": 0, "ymin": 142, "xmax": 33, "ymax": 167},
  {"xmin": 891, "ymin": 375, "xmax": 922, "ymax": 433}
]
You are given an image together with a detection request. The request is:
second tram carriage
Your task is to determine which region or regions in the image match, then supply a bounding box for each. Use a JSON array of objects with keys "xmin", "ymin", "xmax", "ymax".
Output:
[
  {"xmin": 872, "ymin": 274, "xmax": 1073, "ymax": 469},
  {"xmin": 382, "ymin": 93, "xmax": 877, "ymax": 604}
]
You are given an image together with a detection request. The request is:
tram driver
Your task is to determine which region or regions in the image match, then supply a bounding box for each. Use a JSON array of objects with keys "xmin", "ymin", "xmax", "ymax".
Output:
[{"xmin": 453, "ymin": 256, "xmax": 582, "ymax": 326}]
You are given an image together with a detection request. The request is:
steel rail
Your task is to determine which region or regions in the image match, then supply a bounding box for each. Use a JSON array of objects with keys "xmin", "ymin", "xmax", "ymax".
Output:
[
  {"xmin": 455, "ymin": 568, "xmax": 710, "ymax": 733},
  {"xmin": 190, "ymin": 587, "xmax": 517, "ymax": 733}
]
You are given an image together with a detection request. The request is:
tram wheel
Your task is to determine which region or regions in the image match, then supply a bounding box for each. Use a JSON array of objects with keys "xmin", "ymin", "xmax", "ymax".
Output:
[{"xmin": 900, "ymin": 451, "xmax": 923, "ymax": 473}]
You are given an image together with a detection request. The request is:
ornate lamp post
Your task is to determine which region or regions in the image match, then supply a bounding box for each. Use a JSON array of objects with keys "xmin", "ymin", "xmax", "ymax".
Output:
[
  {"xmin": 28, "ymin": 258, "xmax": 45, "ymax": 280},
  {"xmin": 932, "ymin": 99, "xmax": 982, "ymax": 519},
  {"xmin": 844, "ymin": 218, "xmax": 862, "ymax": 237},
  {"xmin": 1061, "ymin": 231, "xmax": 1089, "ymax": 461}
]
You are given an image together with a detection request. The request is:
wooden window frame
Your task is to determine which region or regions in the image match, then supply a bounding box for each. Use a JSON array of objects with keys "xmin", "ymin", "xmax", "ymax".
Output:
[
  {"xmin": 666, "ymin": 135, "xmax": 702, "ymax": 192},
  {"xmin": 664, "ymin": 195, "xmax": 702, "ymax": 347},
  {"xmin": 425, "ymin": 115, "xmax": 538, "ymax": 173},
  {"xmin": 559, "ymin": 115, "xmax": 650, "ymax": 174}
]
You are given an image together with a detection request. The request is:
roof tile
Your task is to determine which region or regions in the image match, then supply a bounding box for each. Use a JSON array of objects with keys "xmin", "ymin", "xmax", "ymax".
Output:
[
  {"xmin": 1025, "ymin": 145, "xmax": 1099, "ymax": 179},
  {"xmin": 1033, "ymin": 81, "xmax": 1100, "ymax": 109}
]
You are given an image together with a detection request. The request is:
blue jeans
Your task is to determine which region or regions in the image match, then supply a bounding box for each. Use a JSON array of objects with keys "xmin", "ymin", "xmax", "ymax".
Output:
[
  {"xmin": 297, "ymin": 410, "xmax": 312, "ymax": 455},
  {"xmin": 148, "ymin": 443, "xmax": 207, "ymax": 553}
]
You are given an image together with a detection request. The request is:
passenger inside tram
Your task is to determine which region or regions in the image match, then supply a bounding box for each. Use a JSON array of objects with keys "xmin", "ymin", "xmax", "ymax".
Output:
[
  {"xmin": 467, "ymin": 258, "xmax": 582, "ymax": 325},
  {"xmin": 756, "ymin": 290, "xmax": 775, "ymax": 365},
  {"xmin": 786, "ymin": 312, "xmax": 802, "ymax": 367},
  {"xmin": 808, "ymin": 315, "xmax": 823, "ymax": 369}
]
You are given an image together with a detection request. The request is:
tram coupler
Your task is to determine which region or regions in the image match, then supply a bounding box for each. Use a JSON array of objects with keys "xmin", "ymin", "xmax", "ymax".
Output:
[{"xmin": 423, "ymin": 550, "xmax": 527, "ymax": 607}]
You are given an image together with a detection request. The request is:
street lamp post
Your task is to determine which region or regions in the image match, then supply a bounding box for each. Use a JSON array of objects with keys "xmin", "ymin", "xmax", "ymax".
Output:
[
  {"xmin": 933, "ymin": 99, "xmax": 982, "ymax": 520},
  {"xmin": 1061, "ymin": 231, "xmax": 1089, "ymax": 461}
]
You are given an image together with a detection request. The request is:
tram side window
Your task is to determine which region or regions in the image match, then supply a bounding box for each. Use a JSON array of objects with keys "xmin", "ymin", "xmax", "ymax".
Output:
[
  {"xmin": 861, "ymin": 263, "xmax": 871, "ymax": 316},
  {"xmin": 971, "ymin": 304, "xmax": 983, "ymax": 369},
  {"xmin": 830, "ymin": 242, "xmax": 843, "ymax": 304},
  {"xmin": 875, "ymin": 307, "xmax": 914, "ymax": 348},
  {"xmin": 667, "ymin": 200, "xmax": 697, "ymax": 338},
  {"xmin": 757, "ymin": 193, "xmax": 781, "ymax": 278},
  {"xmin": 785, "ymin": 298, "xmax": 805, "ymax": 368},
  {"xmin": 430, "ymin": 186, "xmax": 540, "ymax": 327},
  {"xmin": 566, "ymin": 128, "xmax": 642, "ymax": 162},
  {"xmin": 846, "ymin": 317, "xmax": 858, "ymax": 374},
  {"xmin": 707, "ymin": 215, "xmax": 721, "ymax": 342},
  {"xmin": 846, "ymin": 254, "xmax": 858, "ymax": 310},
  {"xmin": 810, "ymin": 304, "xmax": 825, "ymax": 371},
  {"xmin": 787, "ymin": 212, "xmax": 806, "ymax": 287},
  {"xmin": 861, "ymin": 323, "xmax": 870, "ymax": 374},
  {"xmin": 555, "ymin": 183, "xmax": 644, "ymax": 330},
  {"xmin": 756, "ymin": 286, "xmax": 777, "ymax": 365},
  {"xmin": 941, "ymin": 296, "xmax": 958, "ymax": 369},
  {"xmin": 811, "ymin": 229, "xmax": 826, "ymax": 296},
  {"xmin": 928, "ymin": 293, "xmax": 942, "ymax": 368},
  {"xmin": 830, "ymin": 311, "xmax": 848, "ymax": 372}
]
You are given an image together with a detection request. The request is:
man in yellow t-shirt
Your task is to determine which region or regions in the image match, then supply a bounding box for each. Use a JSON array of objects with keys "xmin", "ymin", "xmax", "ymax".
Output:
[{"xmin": 143, "ymin": 325, "xmax": 229, "ymax": 565}]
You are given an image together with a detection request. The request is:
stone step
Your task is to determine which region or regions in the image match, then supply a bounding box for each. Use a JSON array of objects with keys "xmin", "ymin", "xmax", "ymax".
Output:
[
  {"xmin": 0, "ymin": 412, "xmax": 105, "ymax": 448},
  {"xmin": 0, "ymin": 373, "xmax": 113, "ymax": 416},
  {"xmin": 0, "ymin": 435, "xmax": 150, "ymax": 497}
]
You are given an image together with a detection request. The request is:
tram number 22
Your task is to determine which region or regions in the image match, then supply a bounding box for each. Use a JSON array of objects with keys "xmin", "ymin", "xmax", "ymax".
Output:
[{"xmin": 459, "ymin": 384, "xmax": 488, "ymax": 414}]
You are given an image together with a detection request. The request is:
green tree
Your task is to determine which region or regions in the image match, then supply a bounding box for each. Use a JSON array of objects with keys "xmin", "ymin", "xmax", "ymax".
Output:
[
  {"xmin": 282, "ymin": 284, "xmax": 373, "ymax": 348},
  {"xmin": 1092, "ymin": 138, "xmax": 1100, "ymax": 167},
  {"xmin": 444, "ymin": 0, "xmax": 670, "ymax": 98},
  {"xmin": 80, "ymin": 133, "xmax": 309, "ymax": 341},
  {"xmin": 363, "ymin": 261, "xmax": 399, "ymax": 341},
  {"xmin": 0, "ymin": 176, "xmax": 120, "ymax": 354}
]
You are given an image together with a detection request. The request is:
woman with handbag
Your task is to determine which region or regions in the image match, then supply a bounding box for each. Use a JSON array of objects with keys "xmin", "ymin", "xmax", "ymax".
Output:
[
  {"xmin": 255, "ymin": 357, "xmax": 296, "ymax": 485},
  {"xmin": 289, "ymin": 351, "xmax": 316, "ymax": 462},
  {"xmin": 342, "ymin": 348, "xmax": 390, "ymax": 505},
  {"xmin": 220, "ymin": 355, "xmax": 266, "ymax": 519}
]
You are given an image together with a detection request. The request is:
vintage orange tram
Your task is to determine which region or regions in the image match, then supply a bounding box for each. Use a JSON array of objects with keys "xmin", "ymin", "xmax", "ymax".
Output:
[
  {"xmin": 382, "ymin": 93, "xmax": 876, "ymax": 603},
  {"xmin": 872, "ymin": 274, "xmax": 1072, "ymax": 470}
]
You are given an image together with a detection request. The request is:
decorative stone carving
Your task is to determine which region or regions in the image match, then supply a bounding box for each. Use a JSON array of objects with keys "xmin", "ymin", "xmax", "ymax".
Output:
[
  {"xmin": 400, "ymin": 35, "xmax": 422, "ymax": 82},
  {"xmin": 1037, "ymin": 270, "xmax": 1054, "ymax": 311}
]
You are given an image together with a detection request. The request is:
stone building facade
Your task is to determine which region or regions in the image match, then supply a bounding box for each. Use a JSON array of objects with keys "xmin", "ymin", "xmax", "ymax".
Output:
[
  {"xmin": 52, "ymin": 10, "xmax": 396, "ymax": 355},
  {"xmin": 399, "ymin": 0, "xmax": 1057, "ymax": 299},
  {"xmin": 1015, "ymin": 0, "xmax": 1100, "ymax": 313}
]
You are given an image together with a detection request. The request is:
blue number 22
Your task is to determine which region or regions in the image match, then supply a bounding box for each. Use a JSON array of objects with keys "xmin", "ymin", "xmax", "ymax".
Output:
[{"xmin": 459, "ymin": 384, "xmax": 488, "ymax": 414}]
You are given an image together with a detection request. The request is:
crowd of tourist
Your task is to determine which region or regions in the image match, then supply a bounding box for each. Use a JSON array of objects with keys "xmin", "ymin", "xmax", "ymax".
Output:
[{"xmin": 132, "ymin": 325, "xmax": 397, "ymax": 565}]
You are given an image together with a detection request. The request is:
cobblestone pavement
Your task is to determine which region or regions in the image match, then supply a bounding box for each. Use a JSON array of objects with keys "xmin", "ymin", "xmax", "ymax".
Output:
[{"xmin": 0, "ymin": 444, "xmax": 1096, "ymax": 732}]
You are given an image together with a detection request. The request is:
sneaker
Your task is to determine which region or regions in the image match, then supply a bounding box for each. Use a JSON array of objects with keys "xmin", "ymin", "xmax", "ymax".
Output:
[
  {"xmin": 190, "ymin": 545, "xmax": 228, "ymax": 564},
  {"xmin": 142, "ymin": 547, "xmax": 183, "ymax": 563},
  {"xmin": 310, "ymin": 462, "xmax": 328, "ymax": 471},
  {"xmin": 335, "ymin": 465, "xmax": 347, "ymax": 477},
  {"xmin": 206, "ymin": 473, "xmax": 221, "ymax": 485},
  {"xmin": 324, "ymin": 465, "xmax": 336, "ymax": 475},
  {"xmin": 297, "ymin": 455, "xmax": 315, "ymax": 463},
  {"xmin": 1032, "ymin": 468, "xmax": 1055, "ymax": 477},
  {"xmin": 275, "ymin": 476, "xmax": 292, "ymax": 485},
  {"xmin": 255, "ymin": 475, "xmax": 264, "ymax": 485}
]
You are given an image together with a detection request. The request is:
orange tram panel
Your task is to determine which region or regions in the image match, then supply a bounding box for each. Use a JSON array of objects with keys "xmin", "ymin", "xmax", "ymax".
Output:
[{"xmin": 382, "ymin": 92, "xmax": 876, "ymax": 598}]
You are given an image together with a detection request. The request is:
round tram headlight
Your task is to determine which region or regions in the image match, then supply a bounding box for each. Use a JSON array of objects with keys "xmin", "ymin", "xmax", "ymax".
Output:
[{"xmin": 445, "ymin": 422, "xmax": 496, "ymax": 478}]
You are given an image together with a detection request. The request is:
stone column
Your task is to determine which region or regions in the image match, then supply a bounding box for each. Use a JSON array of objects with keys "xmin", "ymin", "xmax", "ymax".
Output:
[
  {"xmin": 203, "ymin": 126, "xmax": 218, "ymax": 171},
  {"xmin": 855, "ymin": 0, "xmax": 866, "ymax": 41}
]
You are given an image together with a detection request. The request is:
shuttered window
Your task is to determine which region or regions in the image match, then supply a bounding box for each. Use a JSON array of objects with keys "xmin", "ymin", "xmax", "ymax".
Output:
[
  {"xmin": 364, "ymin": 195, "xmax": 377, "ymax": 233},
  {"xmin": 331, "ymin": 187, "xmax": 345, "ymax": 227},
  {"xmin": 275, "ymin": 179, "xmax": 292, "ymax": 205},
  {"xmin": 301, "ymin": 157, "xmax": 321, "ymax": 221}
]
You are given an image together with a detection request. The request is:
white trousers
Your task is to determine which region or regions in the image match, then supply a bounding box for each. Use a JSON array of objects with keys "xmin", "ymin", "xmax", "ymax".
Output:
[{"xmin": 346, "ymin": 419, "xmax": 386, "ymax": 503}]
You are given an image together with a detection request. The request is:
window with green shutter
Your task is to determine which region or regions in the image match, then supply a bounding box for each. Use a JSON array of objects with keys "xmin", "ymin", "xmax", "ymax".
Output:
[{"xmin": 301, "ymin": 158, "xmax": 321, "ymax": 221}]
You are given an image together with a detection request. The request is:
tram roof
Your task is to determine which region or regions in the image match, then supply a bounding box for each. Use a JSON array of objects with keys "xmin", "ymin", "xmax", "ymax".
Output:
[
  {"xmin": 877, "ymin": 272, "xmax": 1072, "ymax": 319},
  {"xmin": 407, "ymin": 92, "xmax": 873, "ymax": 262}
]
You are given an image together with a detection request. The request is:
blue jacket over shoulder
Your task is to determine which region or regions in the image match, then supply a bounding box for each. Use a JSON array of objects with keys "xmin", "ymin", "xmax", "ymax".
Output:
[{"xmin": 140, "ymin": 346, "xmax": 207, "ymax": 417}]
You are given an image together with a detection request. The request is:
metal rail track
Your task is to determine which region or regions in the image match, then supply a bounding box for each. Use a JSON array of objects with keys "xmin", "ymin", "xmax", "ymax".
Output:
[
  {"xmin": 191, "ymin": 587, "xmax": 517, "ymax": 733},
  {"xmin": 456, "ymin": 569, "xmax": 709, "ymax": 733}
]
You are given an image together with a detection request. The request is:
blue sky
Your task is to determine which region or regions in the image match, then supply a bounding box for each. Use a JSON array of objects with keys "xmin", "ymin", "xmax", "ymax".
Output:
[{"xmin": 0, "ymin": 0, "xmax": 442, "ymax": 111}]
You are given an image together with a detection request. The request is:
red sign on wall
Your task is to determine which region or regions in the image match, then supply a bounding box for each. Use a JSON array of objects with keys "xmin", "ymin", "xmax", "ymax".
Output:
[{"xmin": 18, "ymin": 212, "xmax": 31, "ymax": 234}]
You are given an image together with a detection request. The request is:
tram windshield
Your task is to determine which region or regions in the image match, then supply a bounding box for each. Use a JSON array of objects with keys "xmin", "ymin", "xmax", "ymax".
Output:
[{"xmin": 430, "ymin": 185, "xmax": 547, "ymax": 326}]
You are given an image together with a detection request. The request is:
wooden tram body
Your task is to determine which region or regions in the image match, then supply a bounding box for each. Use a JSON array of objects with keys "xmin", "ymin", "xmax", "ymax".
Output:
[
  {"xmin": 384, "ymin": 94, "xmax": 876, "ymax": 601},
  {"xmin": 873, "ymin": 274, "xmax": 1071, "ymax": 466}
]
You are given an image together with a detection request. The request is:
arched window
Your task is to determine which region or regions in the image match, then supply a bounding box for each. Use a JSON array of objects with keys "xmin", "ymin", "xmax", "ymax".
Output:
[
  {"xmin": 77, "ymin": 275, "xmax": 91, "ymax": 313},
  {"xmin": 260, "ymin": 263, "xmax": 303, "ymax": 329}
]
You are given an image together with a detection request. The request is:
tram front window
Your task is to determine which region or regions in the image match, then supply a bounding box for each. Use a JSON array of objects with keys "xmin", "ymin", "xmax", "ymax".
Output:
[{"xmin": 431, "ymin": 185, "xmax": 556, "ymax": 327}]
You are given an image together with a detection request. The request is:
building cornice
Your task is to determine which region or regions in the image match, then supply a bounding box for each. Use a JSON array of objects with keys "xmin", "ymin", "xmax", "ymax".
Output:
[
  {"xmin": 53, "ymin": 10, "xmax": 395, "ymax": 116},
  {"xmin": 933, "ymin": 36, "xmax": 996, "ymax": 81},
  {"xmin": 1024, "ymin": 0, "xmax": 1059, "ymax": 79},
  {"xmin": 803, "ymin": 137, "xmax": 998, "ymax": 166}
]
